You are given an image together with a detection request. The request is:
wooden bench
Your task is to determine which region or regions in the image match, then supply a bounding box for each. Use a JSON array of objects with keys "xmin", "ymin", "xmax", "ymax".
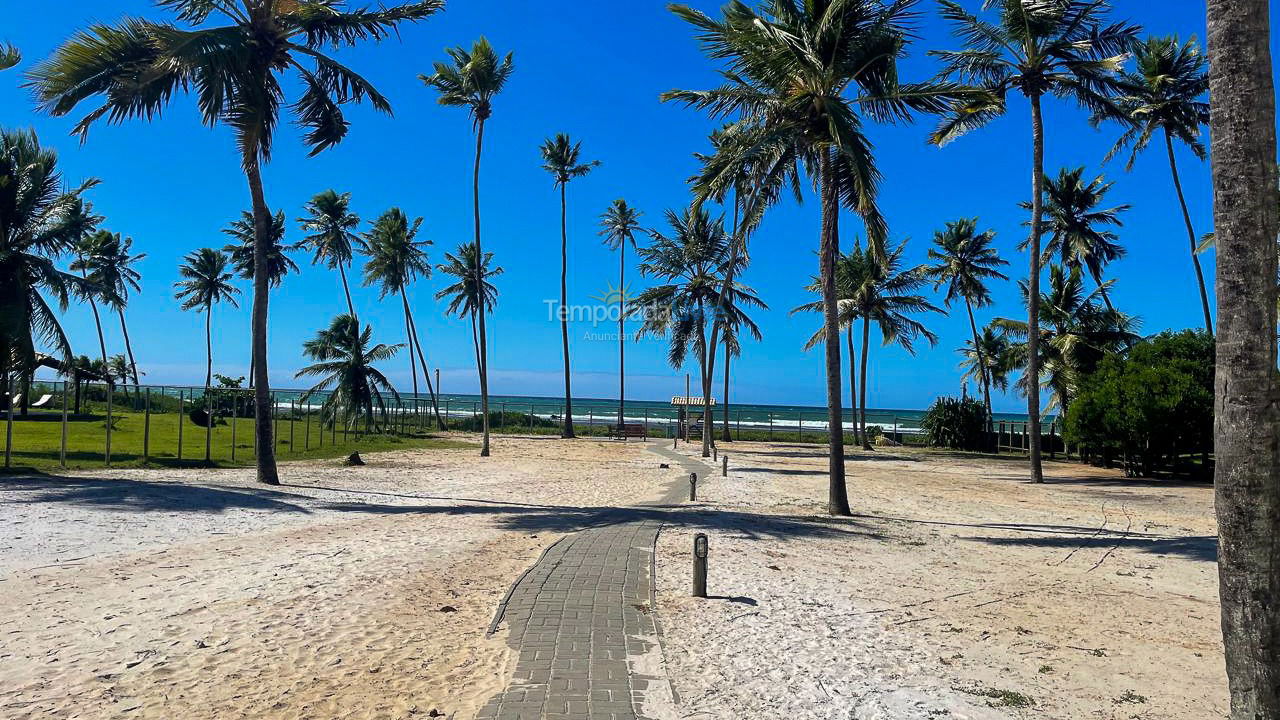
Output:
[{"xmin": 608, "ymin": 423, "xmax": 648, "ymax": 441}]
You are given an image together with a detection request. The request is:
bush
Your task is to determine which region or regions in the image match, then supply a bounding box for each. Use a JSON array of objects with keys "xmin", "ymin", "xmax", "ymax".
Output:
[
  {"xmin": 921, "ymin": 396, "xmax": 989, "ymax": 451},
  {"xmin": 1064, "ymin": 330, "xmax": 1213, "ymax": 477}
]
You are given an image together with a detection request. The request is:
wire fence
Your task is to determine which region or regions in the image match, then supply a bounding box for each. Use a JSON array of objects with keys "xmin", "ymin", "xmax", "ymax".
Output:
[{"xmin": 2, "ymin": 378, "xmax": 1063, "ymax": 469}]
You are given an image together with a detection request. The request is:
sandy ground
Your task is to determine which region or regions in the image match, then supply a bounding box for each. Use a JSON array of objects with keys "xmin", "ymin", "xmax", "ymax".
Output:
[
  {"xmin": 0, "ymin": 435, "xmax": 683, "ymax": 720},
  {"xmin": 655, "ymin": 442, "xmax": 1225, "ymax": 720}
]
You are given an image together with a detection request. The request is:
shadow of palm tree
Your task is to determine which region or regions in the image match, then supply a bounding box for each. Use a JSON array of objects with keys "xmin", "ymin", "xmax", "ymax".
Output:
[
  {"xmin": 1, "ymin": 474, "xmax": 315, "ymax": 514},
  {"xmin": 961, "ymin": 533, "xmax": 1217, "ymax": 563}
]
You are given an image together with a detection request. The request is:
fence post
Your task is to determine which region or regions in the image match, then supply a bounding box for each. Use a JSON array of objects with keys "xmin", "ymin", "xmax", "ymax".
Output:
[
  {"xmin": 445, "ymin": 400, "xmax": 451, "ymax": 430},
  {"xmin": 231, "ymin": 392, "xmax": 238, "ymax": 461},
  {"xmin": 304, "ymin": 403, "xmax": 310, "ymax": 451},
  {"xmin": 798, "ymin": 414, "xmax": 803, "ymax": 443},
  {"xmin": 105, "ymin": 383, "xmax": 113, "ymax": 467},
  {"xmin": 177, "ymin": 390, "xmax": 184, "ymax": 460},
  {"xmin": 204, "ymin": 390, "xmax": 212, "ymax": 464},
  {"xmin": 3, "ymin": 385, "xmax": 12, "ymax": 469},
  {"xmin": 769, "ymin": 412, "xmax": 774, "ymax": 442},
  {"xmin": 1049, "ymin": 422, "xmax": 1056, "ymax": 460},
  {"xmin": 61, "ymin": 381, "xmax": 70, "ymax": 467},
  {"xmin": 272, "ymin": 393, "xmax": 279, "ymax": 446},
  {"xmin": 290, "ymin": 400, "xmax": 296, "ymax": 452}
]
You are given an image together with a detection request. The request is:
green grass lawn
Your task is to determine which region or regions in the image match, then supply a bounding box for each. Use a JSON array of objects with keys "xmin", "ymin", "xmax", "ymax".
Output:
[{"xmin": 1, "ymin": 409, "xmax": 473, "ymax": 471}]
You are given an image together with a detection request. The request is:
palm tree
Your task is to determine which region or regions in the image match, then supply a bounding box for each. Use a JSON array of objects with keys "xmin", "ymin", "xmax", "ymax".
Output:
[
  {"xmin": 797, "ymin": 240, "xmax": 942, "ymax": 450},
  {"xmin": 992, "ymin": 264, "xmax": 1138, "ymax": 417},
  {"xmin": 1024, "ymin": 167, "xmax": 1128, "ymax": 312},
  {"xmin": 1108, "ymin": 35, "xmax": 1212, "ymax": 333},
  {"xmin": 959, "ymin": 324, "xmax": 1014, "ymax": 398},
  {"xmin": 925, "ymin": 217, "xmax": 1008, "ymax": 432},
  {"xmin": 223, "ymin": 210, "xmax": 299, "ymax": 287},
  {"xmin": 107, "ymin": 354, "xmax": 133, "ymax": 401},
  {"xmin": 68, "ymin": 224, "xmax": 111, "ymax": 386},
  {"xmin": 598, "ymin": 199, "xmax": 643, "ymax": 429},
  {"xmin": 1205, "ymin": 0, "xmax": 1280, "ymax": 711},
  {"xmin": 0, "ymin": 128, "xmax": 94, "ymax": 409},
  {"xmin": 436, "ymin": 242, "xmax": 503, "ymax": 426},
  {"xmin": 635, "ymin": 207, "xmax": 764, "ymax": 456},
  {"xmin": 30, "ymin": 0, "xmax": 443, "ymax": 486},
  {"xmin": 361, "ymin": 207, "xmax": 445, "ymax": 430},
  {"xmin": 174, "ymin": 248, "xmax": 240, "ymax": 393},
  {"xmin": 539, "ymin": 134, "xmax": 600, "ymax": 439},
  {"xmin": 0, "ymin": 43, "xmax": 18, "ymax": 70},
  {"xmin": 714, "ymin": 250, "xmax": 764, "ymax": 444},
  {"xmin": 665, "ymin": 0, "xmax": 972, "ymax": 513},
  {"xmin": 931, "ymin": 0, "xmax": 1138, "ymax": 483},
  {"xmin": 296, "ymin": 314, "xmax": 401, "ymax": 433},
  {"xmin": 73, "ymin": 231, "xmax": 146, "ymax": 388},
  {"xmin": 299, "ymin": 189, "xmax": 365, "ymax": 319},
  {"xmin": 423, "ymin": 36, "xmax": 513, "ymax": 456}
]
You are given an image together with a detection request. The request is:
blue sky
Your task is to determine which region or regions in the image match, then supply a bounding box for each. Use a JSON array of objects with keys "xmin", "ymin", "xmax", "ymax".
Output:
[{"xmin": 0, "ymin": 1, "xmax": 1251, "ymax": 410}]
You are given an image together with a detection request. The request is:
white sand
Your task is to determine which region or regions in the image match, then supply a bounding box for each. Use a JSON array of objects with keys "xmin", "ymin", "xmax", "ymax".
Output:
[
  {"xmin": 654, "ymin": 442, "xmax": 1225, "ymax": 719},
  {"xmin": 0, "ymin": 435, "xmax": 683, "ymax": 720}
]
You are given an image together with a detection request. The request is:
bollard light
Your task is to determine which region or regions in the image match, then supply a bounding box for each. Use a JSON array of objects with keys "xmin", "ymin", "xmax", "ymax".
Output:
[
  {"xmin": 689, "ymin": 472, "xmax": 698, "ymax": 501},
  {"xmin": 692, "ymin": 533, "xmax": 708, "ymax": 598}
]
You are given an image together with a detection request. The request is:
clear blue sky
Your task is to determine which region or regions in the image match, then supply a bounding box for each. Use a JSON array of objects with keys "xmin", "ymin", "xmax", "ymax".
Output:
[{"xmin": 0, "ymin": 1, "xmax": 1254, "ymax": 410}]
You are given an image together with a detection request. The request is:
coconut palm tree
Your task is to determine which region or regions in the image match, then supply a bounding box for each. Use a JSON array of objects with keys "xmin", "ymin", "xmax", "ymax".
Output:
[
  {"xmin": 1108, "ymin": 35, "xmax": 1212, "ymax": 333},
  {"xmin": 598, "ymin": 199, "xmax": 643, "ymax": 428},
  {"xmin": 223, "ymin": 210, "xmax": 299, "ymax": 287},
  {"xmin": 67, "ymin": 220, "xmax": 112, "ymax": 384},
  {"xmin": 1206, "ymin": 0, "xmax": 1280, "ymax": 711},
  {"xmin": 0, "ymin": 128, "xmax": 95, "ymax": 408},
  {"xmin": 665, "ymin": 0, "xmax": 972, "ymax": 513},
  {"xmin": 793, "ymin": 257, "xmax": 864, "ymax": 447},
  {"xmin": 0, "ymin": 44, "xmax": 17, "ymax": 71},
  {"xmin": 959, "ymin": 324, "xmax": 1014, "ymax": 398},
  {"xmin": 713, "ymin": 251, "xmax": 764, "ymax": 444},
  {"xmin": 539, "ymin": 134, "xmax": 600, "ymax": 439},
  {"xmin": 635, "ymin": 207, "xmax": 764, "ymax": 455},
  {"xmin": 925, "ymin": 218, "xmax": 1008, "ymax": 432},
  {"xmin": 299, "ymin": 189, "xmax": 365, "ymax": 319},
  {"xmin": 361, "ymin": 207, "xmax": 444, "ymax": 430},
  {"xmin": 436, "ymin": 242, "xmax": 503, "ymax": 427},
  {"xmin": 1023, "ymin": 167, "xmax": 1128, "ymax": 312},
  {"xmin": 797, "ymin": 240, "xmax": 942, "ymax": 450},
  {"xmin": 296, "ymin": 314, "xmax": 401, "ymax": 433},
  {"xmin": 73, "ymin": 230, "xmax": 146, "ymax": 389},
  {"xmin": 174, "ymin": 248, "xmax": 240, "ymax": 393},
  {"xmin": 30, "ymin": 0, "xmax": 443, "ymax": 486},
  {"xmin": 931, "ymin": 0, "xmax": 1138, "ymax": 483},
  {"xmin": 423, "ymin": 36, "xmax": 514, "ymax": 456}
]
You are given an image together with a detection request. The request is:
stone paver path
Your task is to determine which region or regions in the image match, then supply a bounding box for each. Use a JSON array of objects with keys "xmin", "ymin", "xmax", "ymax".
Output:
[{"xmin": 477, "ymin": 446, "xmax": 706, "ymax": 720}]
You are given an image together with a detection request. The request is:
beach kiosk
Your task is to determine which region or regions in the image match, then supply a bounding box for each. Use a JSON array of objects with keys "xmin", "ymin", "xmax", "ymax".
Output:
[{"xmin": 671, "ymin": 395, "xmax": 716, "ymax": 440}]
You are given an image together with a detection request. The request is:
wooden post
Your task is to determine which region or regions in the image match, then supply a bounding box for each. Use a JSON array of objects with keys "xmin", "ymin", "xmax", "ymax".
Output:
[
  {"xmin": 231, "ymin": 392, "xmax": 238, "ymax": 461},
  {"xmin": 304, "ymin": 404, "xmax": 310, "ymax": 451},
  {"xmin": 204, "ymin": 390, "xmax": 212, "ymax": 464},
  {"xmin": 769, "ymin": 413, "xmax": 774, "ymax": 442},
  {"xmin": 61, "ymin": 381, "xmax": 70, "ymax": 467},
  {"xmin": 3, "ymin": 384, "xmax": 12, "ymax": 469},
  {"xmin": 177, "ymin": 390, "xmax": 184, "ymax": 460},
  {"xmin": 105, "ymin": 383, "xmax": 113, "ymax": 467},
  {"xmin": 722, "ymin": 454, "xmax": 728, "ymax": 477},
  {"xmin": 798, "ymin": 414, "xmax": 803, "ymax": 443},
  {"xmin": 689, "ymin": 472, "xmax": 698, "ymax": 501},
  {"xmin": 290, "ymin": 401, "xmax": 296, "ymax": 452},
  {"xmin": 1049, "ymin": 422, "xmax": 1057, "ymax": 460}
]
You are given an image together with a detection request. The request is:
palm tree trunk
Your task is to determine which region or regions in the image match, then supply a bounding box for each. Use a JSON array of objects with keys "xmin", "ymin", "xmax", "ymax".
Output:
[
  {"xmin": 338, "ymin": 261, "xmax": 357, "ymax": 323},
  {"xmin": 722, "ymin": 341, "xmax": 731, "ymax": 442},
  {"xmin": 1026, "ymin": 93, "xmax": 1046, "ymax": 484},
  {"xmin": 699, "ymin": 300, "xmax": 712, "ymax": 458},
  {"xmin": 559, "ymin": 181, "xmax": 575, "ymax": 439},
  {"xmin": 965, "ymin": 298, "xmax": 994, "ymax": 447},
  {"xmin": 405, "ymin": 309, "xmax": 446, "ymax": 429},
  {"xmin": 473, "ymin": 119, "xmax": 492, "ymax": 455},
  {"xmin": 846, "ymin": 323, "xmax": 860, "ymax": 448},
  {"xmin": 117, "ymin": 309, "xmax": 140, "ymax": 389},
  {"xmin": 618, "ymin": 236, "xmax": 626, "ymax": 429},
  {"xmin": 244, "ymin": 154, "xmax": 279, "ymax": 485},
  {"xmin": 1092, "ymin": 271, "xmax": 1118, "ymax": 314},
  {"xmin": 403, "ymin": 299, "xmax": 418, "ymax": 399},
  {"xmin": 1165, "ymin": 130, "xmax": 1214, "ymax": 334},
  {"xmin": 204, "ymin": 305, "xmax": 212, "ymax": 391},
  {"xmin": 1206, "ymin": 1, "xmax": 1280, "ymax": 715},
  {"xmin": 819, "ymin": 150, "xmax": 850, "ymax": 514},
  {"xmin": 860, "ymin": 315, "xmax": 871, "ymax": 451}
]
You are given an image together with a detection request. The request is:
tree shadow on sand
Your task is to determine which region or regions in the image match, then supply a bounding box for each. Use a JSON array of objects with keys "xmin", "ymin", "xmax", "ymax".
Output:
[{"xmin": 1, "ymin": 473, "xmax": 316, "ymax": 514}]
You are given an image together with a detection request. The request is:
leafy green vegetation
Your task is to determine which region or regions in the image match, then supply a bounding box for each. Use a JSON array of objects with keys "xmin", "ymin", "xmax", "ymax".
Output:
[{"xmin": 921, "ymin": 396, "xmax": 990, "ymax": 451}]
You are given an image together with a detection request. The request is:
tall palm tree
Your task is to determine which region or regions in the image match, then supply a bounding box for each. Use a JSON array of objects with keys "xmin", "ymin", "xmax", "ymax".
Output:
[
  {"xmin": 423, "ymin": 36, "xmax": 514, "ymax": 456},
  {"xmin": 540, "ymin": 134, "xmax": 600, "ymax": 439},
  {"xmin": 361, "ymin": 207, "xmax": 444, "ymax": 430},
  {"xmin": 0, "ymin": 128, "xmax": 94, "ymax": 406},
  {"xmin": 925, "ymin": 217, "xmax": 1008, "ymax": 430},
  {"xmin": 30, "ymin": 0, "xmax": 443, "ymax": 485},
  {"xmin": 69, "ymin": 223, "xmax": 111, "ymax": 385},
  {"xmin": 436, "ymin": 242, "xmax": 503, "ymax": 425},
  {"xmin": 793, "ymin": 257, "xmax": 864, "ymax": 447},
  {"xmin": 1205, "ymin": 0, "xmax": 1280, "ymax": 713},
  {"xmin": 931, "ymin": 0, "xmax": 1138, "ymax": 483},
  {"xmin": 666, "ymin": 0, "xmax": 972, "ymax": 513},
  {"xmin": 598, "ymin": 199, "xmax": 643, "ymax": 428},
  {"xmin": 635, "ymin": 207, "xmax": 764, "ymax": 456},
  {"xmin": 296, "ymin": 314, "xmax": 401, "ymax": 433},
  {"xmin": 959, "ymin": 324, "xmax": 1014, "ymax": 398},
  {"xmin": 73, "ymin": 230, "xmax": 146, "ymax": 388},
  {"xmin": 299, "ymin": 189, "xmax": 365, "ymax": 319},
  {"xmin": 797, "ymin": 240, "xmax": 942, "ymax": 450},
  {"xmin": 993, "ymin": 264, "xmax": 1138, "ymax": 417},
  {"xmin": 223, "ymin": 209, "xmax": 300, "ymax": 287},
  {"xmin": 1024, "ymin": 167, "xmax": 1128, "ymax": 312},
  {"xmin": 0, "ymin": 43, "xmax": 18, "ymax": 70},
  {"xmin": 1108, "ymin": 35, "xmax": 1212, "ymax": 333},
  {"xmin": 174, "ymin": 248, "xmax": 240, "ymax": 393}
]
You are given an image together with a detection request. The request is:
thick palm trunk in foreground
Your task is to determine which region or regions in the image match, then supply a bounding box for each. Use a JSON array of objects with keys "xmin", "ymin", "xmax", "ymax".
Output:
[
  {"xmin": 1026, "ymin": 94, "xmax": 1046, "ymax": 484},
  {"xmin": 819, "ymin": 152, "xmax": 849, "ymax": 515},
  {"xmin": 1166, "ymin": 131, "xmax": 1215, "ymax": 334},
  {"xmin": 1206, "ymin": 1, "xmax": 1280, "ymax": 715},
  {"xmin": 245, "ymin": 157, "xmax": 279, "ymax": 485}
]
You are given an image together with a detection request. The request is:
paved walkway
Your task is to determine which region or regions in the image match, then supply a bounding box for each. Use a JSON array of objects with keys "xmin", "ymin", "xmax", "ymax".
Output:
[{"xmin": 477, "ymin": 446, "xmax": 708, "ymax": 720}]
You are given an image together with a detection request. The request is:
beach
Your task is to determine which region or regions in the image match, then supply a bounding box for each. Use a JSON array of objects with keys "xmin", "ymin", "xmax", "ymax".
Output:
[{"xmin": 0, "ymin": 435, "xmax": 1225, "ymax": 719}]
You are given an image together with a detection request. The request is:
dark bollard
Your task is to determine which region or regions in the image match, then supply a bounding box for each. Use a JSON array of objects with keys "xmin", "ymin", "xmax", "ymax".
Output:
[
  {"xmin": 713, "ymin": 446, "xmax": 718, "ymax": 462},
  {"xmin": 689, "ymin": 472, "xmax": 698, "ymax": 501},
  {"xmin": 692, "ymin": 533, "xmax": 708, "ymax": 598},
  {"xmin": 722, "ymin": 455, "xmax": 728, "ymax": 477},
  {"xmin": 673, "ymin": 436, "xmax": 678, "ymax": 449}
]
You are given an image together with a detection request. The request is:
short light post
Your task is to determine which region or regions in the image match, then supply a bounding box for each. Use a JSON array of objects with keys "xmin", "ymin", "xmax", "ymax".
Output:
[
  {"xmin": 692, "ymin": 533, "xmax": 708, "ymax": 598},
  {"xmin": 688, "ymin": 472, "xmax": 698, "ymax": 501}
]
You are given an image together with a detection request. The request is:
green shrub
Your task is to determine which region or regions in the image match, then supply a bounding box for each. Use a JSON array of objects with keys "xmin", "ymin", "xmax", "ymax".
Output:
[
  {"xmin": 921, "ymin": 396, "xmax": 989, "ymax": 451},
  {"xmin": 1064, "ymin": 329, "xmax": 1213, "ymax": 477}
]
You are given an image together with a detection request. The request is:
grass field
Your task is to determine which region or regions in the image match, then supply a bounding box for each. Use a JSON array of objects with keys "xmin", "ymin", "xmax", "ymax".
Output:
[{"xmin": 1, "ymin": 409, "xmax": 473, "ymax": 471}]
